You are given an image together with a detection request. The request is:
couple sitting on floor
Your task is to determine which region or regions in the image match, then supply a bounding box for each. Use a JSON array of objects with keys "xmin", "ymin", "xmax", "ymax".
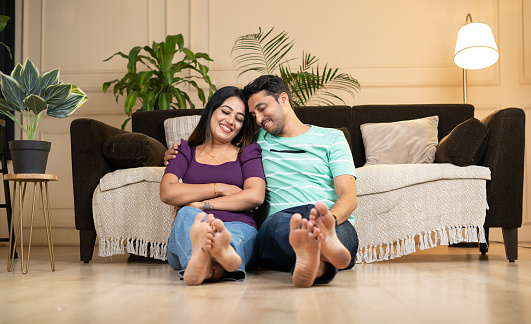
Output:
[{"xmin": 160, "ymin": 75, "xmax": 359, "ymax": 288}]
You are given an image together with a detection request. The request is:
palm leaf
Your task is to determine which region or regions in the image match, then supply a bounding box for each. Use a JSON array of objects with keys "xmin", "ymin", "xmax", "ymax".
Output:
[
  {"xmin": 281, "ymin": 54, "xmax": 360, "ymax": 106},
  {"xmin": 232, "ymin": 27, "xmax": 295, "ymax": 77}
]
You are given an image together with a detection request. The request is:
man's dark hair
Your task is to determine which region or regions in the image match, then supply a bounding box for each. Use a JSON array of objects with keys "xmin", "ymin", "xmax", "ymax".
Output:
[{"xmin": 242, "ymin": 75, "xmax": 295, "ymax": 107}]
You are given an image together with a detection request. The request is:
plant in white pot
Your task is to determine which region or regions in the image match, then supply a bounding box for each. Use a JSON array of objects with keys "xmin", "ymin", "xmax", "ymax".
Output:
[{"xmin": 0, "ymin": 58, "xmax": 89, "ymax": 173}]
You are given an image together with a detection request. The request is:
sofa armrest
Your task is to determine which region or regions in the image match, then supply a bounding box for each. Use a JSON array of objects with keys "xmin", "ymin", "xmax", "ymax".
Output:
[
  {"xmin": 70, "ymin": 118, "xmax": 127, "ymax": 231},
  {"xmin": 481, "ymin": 108, "xmax": 525, "ymax": 228}
]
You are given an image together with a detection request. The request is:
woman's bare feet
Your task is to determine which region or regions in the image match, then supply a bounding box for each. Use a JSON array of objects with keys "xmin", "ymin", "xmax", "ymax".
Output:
[
  {"xmin": 210, "ymin": 219, "xmax": 241, "ymax": 273},
  {"xmin": 289, "ymin": 213, "xmax": 323, "ymax": 288},
  {"xmin": 183, "ymin": 213, "xmax": 215, "ymax": 285},
  {"xmin": 310, "ymin": 201, "xmax": 351, "ymax": 269}
]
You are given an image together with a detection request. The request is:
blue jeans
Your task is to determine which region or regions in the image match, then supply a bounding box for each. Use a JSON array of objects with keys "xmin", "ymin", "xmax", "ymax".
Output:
[
  {"xmin": 167, "ymin": 206, "xmax": 258, "ymax": 281},
  {"xmin": 257, "ymin": 204, "xmax": 358, "ymax": 284}
]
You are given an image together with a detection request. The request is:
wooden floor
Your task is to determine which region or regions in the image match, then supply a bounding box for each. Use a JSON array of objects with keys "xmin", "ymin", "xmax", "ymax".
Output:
[{"xmin": 1, "ymin": 242, "xmax": 530, "ymax": 324}]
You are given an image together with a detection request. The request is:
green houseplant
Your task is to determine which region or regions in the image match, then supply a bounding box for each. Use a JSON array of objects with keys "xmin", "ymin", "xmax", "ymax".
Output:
[
  {"xmin": 0, "ymin": 15, "xmax": 12, "ymax": 59},
  {"xmin": 103, "ymin": 34, "xmax": 217, "ymax": 129},
  {"xmin": 232, "ymin": 27, "xmax": 360, "ymax": 106},
  {"xmin": 0, "ymin": 58, "xmax": 89, "ymax": 173}
]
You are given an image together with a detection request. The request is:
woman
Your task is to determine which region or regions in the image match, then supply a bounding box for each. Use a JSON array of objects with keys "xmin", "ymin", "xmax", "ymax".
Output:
[{"xmin": 160, "ymin": 86, "xmax": 266, "ymax": 285}]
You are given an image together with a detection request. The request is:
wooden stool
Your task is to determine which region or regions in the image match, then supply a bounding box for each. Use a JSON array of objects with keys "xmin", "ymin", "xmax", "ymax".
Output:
[{"xmin": 5, "ymin": 174, "xmax": 58, "ymax": 274}]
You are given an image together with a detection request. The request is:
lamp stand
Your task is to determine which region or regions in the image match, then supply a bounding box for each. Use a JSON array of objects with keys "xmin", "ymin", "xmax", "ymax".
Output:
[{"xmin": 462, "ymin": 68, "xmax": 468, "ymax": 103}]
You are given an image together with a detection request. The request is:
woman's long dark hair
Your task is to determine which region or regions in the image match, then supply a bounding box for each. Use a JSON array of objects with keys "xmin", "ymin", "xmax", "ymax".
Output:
[{"xmin": 188, "ymin": 86, "xmax": 254, "ymax": 149}]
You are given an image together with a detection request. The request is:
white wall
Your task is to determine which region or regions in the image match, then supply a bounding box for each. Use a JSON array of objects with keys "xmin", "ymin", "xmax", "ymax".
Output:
[{"xmin": 0, "ymin": 0, "xmax": 529, "ymax": 246}]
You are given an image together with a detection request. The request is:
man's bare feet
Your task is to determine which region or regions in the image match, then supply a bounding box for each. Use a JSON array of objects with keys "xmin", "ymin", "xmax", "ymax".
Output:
[
  {"xmin": 183, "ymin": 213, "xmax": 215, "ymax": 285},
  {"xmin": 310, "ymin": 201, "xmax": 351, "ymax": 269},
  {"xmin": 210, "ymin": 219, "xmax": 241, "ymax": 273},
  {"xmin": 289, "ymin": 213, "xmax": 323, "ymax": 288}
]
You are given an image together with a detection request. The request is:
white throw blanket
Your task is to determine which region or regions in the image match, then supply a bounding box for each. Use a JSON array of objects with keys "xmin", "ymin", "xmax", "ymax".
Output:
[
  {"xmin": 353, "ymin": 164, "xmax": 490, "ymax": 263},
  {"xmin": 93, "ymin": 167, "xmax": 175, "ymax": 260},
  {"xmin": 92, "ymin": 164, "xmax": 490, "ymax": 263}
]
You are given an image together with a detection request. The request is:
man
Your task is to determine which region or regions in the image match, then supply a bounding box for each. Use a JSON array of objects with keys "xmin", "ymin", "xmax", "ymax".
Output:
[{"xmin": 166, "ymin": 75, "xmax": 358, "ymax": 287}]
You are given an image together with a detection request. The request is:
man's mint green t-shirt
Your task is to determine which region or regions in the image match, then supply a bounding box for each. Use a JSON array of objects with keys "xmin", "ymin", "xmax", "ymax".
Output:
[{"xmin": 256, "ymin": 125, "xmax": 356, "ymax": 225}]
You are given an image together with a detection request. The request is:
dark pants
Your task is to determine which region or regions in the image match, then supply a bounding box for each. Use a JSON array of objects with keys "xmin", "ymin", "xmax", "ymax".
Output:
[{"xmin": 256, "ymin": 204, "xmax": 358, "ymax": 284}]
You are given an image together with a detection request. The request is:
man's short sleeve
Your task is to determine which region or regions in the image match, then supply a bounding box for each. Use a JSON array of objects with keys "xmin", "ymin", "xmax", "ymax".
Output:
[{"xmin": 329, "ymin": 131, "xmax": 356, "ymax": 179}]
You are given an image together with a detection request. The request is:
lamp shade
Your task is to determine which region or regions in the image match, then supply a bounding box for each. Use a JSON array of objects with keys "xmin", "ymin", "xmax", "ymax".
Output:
[{"xmin": 454, "ymin": 22, "xmax": 499, "ymax": 70}]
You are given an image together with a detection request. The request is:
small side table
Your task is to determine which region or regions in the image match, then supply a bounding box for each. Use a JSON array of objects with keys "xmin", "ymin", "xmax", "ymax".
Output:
[{"xmin": 5, "ymin": 174, "xmax": 58, "ymax": 274}]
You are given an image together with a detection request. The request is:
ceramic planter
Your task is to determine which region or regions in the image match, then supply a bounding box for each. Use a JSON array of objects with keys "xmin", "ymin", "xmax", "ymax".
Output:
[{"xmin": 8, "ymin": 140, "xmax": 51, "ymax": 174}]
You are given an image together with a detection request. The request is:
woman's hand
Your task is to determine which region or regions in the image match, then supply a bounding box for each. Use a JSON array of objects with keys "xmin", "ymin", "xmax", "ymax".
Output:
[
  {"xmin": 188, "ymin": 201, "xmax": 204, "ymax": 210},
  {"xmin": 216, "ymin": 183, "xmax": 242, "ymax": 197},
  {"xmin": 188, "ymin": 201, "xmax": 215, "ymax": 210}
]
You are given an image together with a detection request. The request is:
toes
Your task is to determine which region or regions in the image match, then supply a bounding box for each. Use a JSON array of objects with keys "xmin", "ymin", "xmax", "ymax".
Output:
[
  {"xmin": 314, "ymin": 201, "xmax": 330, "ymax": 216},
  {"xmin": 290, "ymin": 213, "xmax": 303, "ymax": 230},
  {"xmin": 312, "ymin": 227, "xmax": 323, "ymax": 242},
  {"xmin": 212, "ymin": 219, "xmax": 225, "ymax": 233},
  {"xmin": 206, "ymin": 213, "xmax": 215, "ymax": 224},
  {"xmin": 195, "ymin": 212, "xmax": 207, "ymax": 223}
]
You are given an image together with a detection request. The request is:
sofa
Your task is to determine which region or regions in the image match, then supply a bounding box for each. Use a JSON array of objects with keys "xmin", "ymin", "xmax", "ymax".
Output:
[{"xmin": 70, "ymin": 104, "xmax": 525, "ymax": 263}]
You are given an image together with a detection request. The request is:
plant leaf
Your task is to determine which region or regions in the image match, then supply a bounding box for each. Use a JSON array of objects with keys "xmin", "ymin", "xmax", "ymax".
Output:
[
  {"xmin": 0, "ymin": 98, "xmax": 18, "ymax": 113},
  {"xmin": 40, "ymin": 69, "xmax": 60, "ymax": 92},
  {"xmin": 0, "ymin": 15, "xmax": 10, "ymax": 32},
  {"xmin": 284, "ymin": 61, "xmax": 360, "ymax": 106},
  {"xmin": 0, "ymin": 73, "xmax": 25, "ymax": 111},
  {"xmin": 137, "ymin": 71, "xmax": 154, "ymax": 89},
  {"xmin": 10, "ymin": 64, "xmax": 22, "ymax": 84},
  {"xmin": 43, "ymin": 84, "xmax": 72, "ymax": 105},
  {"xmin": 124, "ymin": 91, "xmax": 138, "ymax": 116},
  {"xmin": 103, "ymin": 51, "xmax": 128, "ymax": 62},
  {"xmin": 21, "ymin": 59, "xmax": 41, "ymax": 96},
  {"xmin": 232, "ymin": 27, "xmax": 295, "ymax": 77},
  {"xmin": 127, "ymin": 47, "xmax": 142, "ymax": 74},
  {"xmin": 103, "ymin": 79, "xmax": 118, "ymax": 93},
  {"xmin": 0, "ymin": 42, "xmax": 11, "ymax": 60},
  {"xmin": 195, "ymin": 52, "xmax": 214, "ymax": 62},
  {"xmin": 47, "ymin": 85, "xmax": 89, "ymax": 118},
  {"xmin": 121, "ymin": 117, "xmax": 131, "ymax": 130},
  {"xmin": 23, "ymin": 94, "xmax": 47, "ymax": 114},
  {"xmin": 157, "ymin": 92, "xmax": 171, "ymax": 110}
]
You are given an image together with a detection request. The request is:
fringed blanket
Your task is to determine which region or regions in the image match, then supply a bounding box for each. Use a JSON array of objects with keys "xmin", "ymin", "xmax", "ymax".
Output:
[
  {"xmin": 93, "ymin": 164, "xmax": 491, "ymax": 264},
  {"xmin": 93, "ymin": 167, "xmax": 175, "ymax": 260},
  {"xmin": 352, "ymin": 164, "xmax": 491, "ymax": 263}
]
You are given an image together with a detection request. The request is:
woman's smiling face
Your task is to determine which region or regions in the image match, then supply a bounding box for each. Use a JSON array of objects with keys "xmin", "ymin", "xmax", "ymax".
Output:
[{"xmin": 210, "ymin": 96, "xmax": 246, "ymax": 143}]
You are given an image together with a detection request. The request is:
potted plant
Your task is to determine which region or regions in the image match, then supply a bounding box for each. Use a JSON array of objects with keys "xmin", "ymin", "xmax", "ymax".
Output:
[
  {"xmin": 0, "ymin": 58, "xmax": 89, "ymax": 173},
  {"xmin": 103, "ymin": 34, "xmax": 217, "ymax": 129},
  {"xmin": 232, "ymin": 27, "xmax": 360, "ymax": 106}
]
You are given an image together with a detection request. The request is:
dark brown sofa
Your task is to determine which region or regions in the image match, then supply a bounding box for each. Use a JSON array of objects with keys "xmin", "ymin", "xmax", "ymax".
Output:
[{"xmin": 70, "ymin": 104, "xmax": 525, "ymax": 263}]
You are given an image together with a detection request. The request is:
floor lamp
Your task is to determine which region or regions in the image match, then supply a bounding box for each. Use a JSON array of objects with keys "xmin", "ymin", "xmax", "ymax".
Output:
[{"xmin": 454, "ymin": 13, "xmax": 499, "ymax": 103}]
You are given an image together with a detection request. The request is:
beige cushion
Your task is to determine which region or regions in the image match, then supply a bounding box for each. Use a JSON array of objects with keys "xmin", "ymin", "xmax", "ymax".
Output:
[
  {"xmin": 360, "ymin": 116, "xmax": 439, "ymax": 165},
  {"xmin": 163, "ymin": 115, "xmax": 201, "ymax": 148}
]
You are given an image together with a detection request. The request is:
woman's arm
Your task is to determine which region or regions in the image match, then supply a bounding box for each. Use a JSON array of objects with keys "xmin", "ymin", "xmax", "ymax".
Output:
[
  {"xmin": 188, "ymin": 176, "xmax": 265, "ymax": 212},
  {"xmin": 160, "ymin": 173, "xmax": 243, "ymax": 206}
]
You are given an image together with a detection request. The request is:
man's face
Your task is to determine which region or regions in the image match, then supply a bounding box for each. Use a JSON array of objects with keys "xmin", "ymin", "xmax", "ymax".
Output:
[{"xmin": 248, "ymin": 90, "xmax": 286, "ymax": 136}]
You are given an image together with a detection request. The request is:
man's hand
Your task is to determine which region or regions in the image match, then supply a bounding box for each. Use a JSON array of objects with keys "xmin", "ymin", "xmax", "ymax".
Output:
[{"xmin": 164, "ymin": 142, "xmax": 179, "ymax": 166}]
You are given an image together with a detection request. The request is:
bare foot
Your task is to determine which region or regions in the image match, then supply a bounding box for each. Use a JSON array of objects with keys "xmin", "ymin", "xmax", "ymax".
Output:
[
  {"xmin": 210, "ymin": 219, "xmax": 241, "ymax": 273},
  {"xmin": 310, "ymin": 201, "xmax": 351, "ymax": 269},
  {"xmin": 289, "ymin": 213, "xmax": 323, "ymax": 288},
  {"xmin": 183, "ymin": 213, "xmax": 215, "ymax": 285}
]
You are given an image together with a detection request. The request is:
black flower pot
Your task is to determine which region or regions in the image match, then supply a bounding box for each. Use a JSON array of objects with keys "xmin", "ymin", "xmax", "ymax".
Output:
[{"xmin": 8, "ymin": 140, "xmax": 51, "ymax": 174}]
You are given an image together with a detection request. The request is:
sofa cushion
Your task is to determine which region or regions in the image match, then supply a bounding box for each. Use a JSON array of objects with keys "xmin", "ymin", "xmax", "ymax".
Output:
[
  {"xmin": 435, "ymin": 118, "xmax": 488, "ymax": 166},
  {"xmin": 163, "ymin": 115, "xmax": 202, "ymax": 148},
  {"xmin": 360, "ymin": 116, "xmax": 439, "ymax": 165},
  {"xmin": 336, "ymin": 127, "xmax": 352, "ymax": 150},
  {"xmin": 102, "ymin": 133, "xmax": 166, "ymax": 169}
]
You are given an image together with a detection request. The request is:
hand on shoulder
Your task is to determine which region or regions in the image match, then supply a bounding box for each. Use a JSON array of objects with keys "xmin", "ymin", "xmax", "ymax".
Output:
[{"xmin": 164, "ymin": 142, "xmax": 180, "ymax": 166}]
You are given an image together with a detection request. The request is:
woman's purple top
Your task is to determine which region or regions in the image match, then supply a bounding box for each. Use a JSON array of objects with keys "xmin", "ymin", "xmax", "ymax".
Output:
[{"xmin": 164, "ymin": 140, "xmax": 265, "ymax": 229}]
